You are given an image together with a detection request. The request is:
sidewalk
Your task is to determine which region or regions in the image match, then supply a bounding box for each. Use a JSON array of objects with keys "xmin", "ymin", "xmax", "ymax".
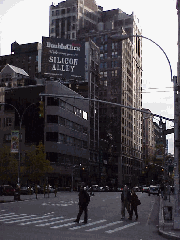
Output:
[
  {"xmin": 159, "ymin": 193, "xmax": 180, "ymax": 239},
  {"xmin": 0, "ymin": 191, "xmax": 76, "ymax": 203}
]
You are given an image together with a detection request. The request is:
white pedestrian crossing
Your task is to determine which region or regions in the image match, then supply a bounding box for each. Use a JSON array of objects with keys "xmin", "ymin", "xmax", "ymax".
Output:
[
  {"xmin": 69, "ymin": 219, "xmax": 107, "ymax": 230},
  {"xmin": 85, "ymin": 221, "xmax": 123, "ymax": 231},
  {"xmin": 0, "ymin": 211, "xmax": 140, "ymax": 234},
  {"xmin": 105, "ymin": 222, "xmax": 140, "ymax": 233}
]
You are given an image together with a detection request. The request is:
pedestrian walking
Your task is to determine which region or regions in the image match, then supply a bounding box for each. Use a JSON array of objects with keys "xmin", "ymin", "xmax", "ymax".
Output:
[
  {"xmin": 35, "ymin": 184, "xmax": 38, "ymax": 199},
  {"xmin": 128, "ymin": 189, "xmax": 140, "ymax": 220},
  {"xmin": 47, "ymin": 184, "xmax": 50, "ymax": 198},
  {"xmin": 74, "ymin": 186, "xmax": 90, "ymax": 224},
  {"xmin": 160, "ymin": 183, "xmax": 164, "ymax": 198},
  {"xmin": 43, "ymin": 184, "xmax": 46, "ymax": 198},
  {"xmin": 121, "ymin": 185, "xmax": 131, "ymax": 219},
  {"xmin": 54, "ymin": 185, "xmax": 58, "ymax": 197}
]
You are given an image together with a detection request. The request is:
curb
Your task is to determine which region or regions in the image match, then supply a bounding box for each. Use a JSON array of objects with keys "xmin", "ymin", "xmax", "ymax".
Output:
[{"xmin": 158, "ymin": 196, "xmax": 180, "ymax": 240}]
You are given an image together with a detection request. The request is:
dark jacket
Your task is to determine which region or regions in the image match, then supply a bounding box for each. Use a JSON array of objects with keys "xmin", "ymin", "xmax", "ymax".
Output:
[
  {"xmin": 121, "ymin": 189, "xmax": 131, "ymax": 202},
  {"xmin": 78, "ymin": 190, "xmax": 90, "ymax": 207},
  {"xmin": 130, "ymin": 192, "xmax": 138, "ymax": 207}
]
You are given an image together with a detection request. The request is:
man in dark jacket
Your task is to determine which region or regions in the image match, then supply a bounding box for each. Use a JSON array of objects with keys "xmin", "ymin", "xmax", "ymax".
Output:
[
  {"xmin": 74, "ymin": 186, "xmax": 90, "ymax": 224},
  {"xmin": 121, "ymin": 185, "xmax": 131, "ymax": 219},
  {"xmin": 128, "ymin": 189, "xmax": 139, "ymax": 220}
]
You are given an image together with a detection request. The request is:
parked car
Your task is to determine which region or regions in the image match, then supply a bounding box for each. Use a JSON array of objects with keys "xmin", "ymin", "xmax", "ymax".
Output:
[
  {"xmin": 1, "ymin": 185, "xmax": 15, "ymax": 196},
  {"xmin": 20, "ymin": 186, "xmax": 34, "ymax": 195},
  {"xmin": 149, "ymin": 185, "xmax": 159, "ymax": 195},
  {"xmin": 133, "ymin": 186, "xmax": 140, "ymax": 192},
  {"xmin": 91, "ymin": 185, "xmax": 100, "ymax": 192},
  {"xmin": 99, "ymin": 187, "xmax": 105, "ymax": 192},
  {"xmin": 142, "ymin": 186, "xmax": 149, "ymax": 193}
]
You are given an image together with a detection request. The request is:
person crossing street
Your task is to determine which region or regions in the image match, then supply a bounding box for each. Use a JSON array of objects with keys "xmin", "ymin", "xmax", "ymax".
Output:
[{"xmin": 74, "ymin": 186, "xmax": 90, "ymax": 224}]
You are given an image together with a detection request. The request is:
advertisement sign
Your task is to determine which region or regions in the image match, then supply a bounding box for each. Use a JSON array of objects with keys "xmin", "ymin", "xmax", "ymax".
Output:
[
  {"xmin": 42, "ymin": 36, "xmax": 85, "ymax": 80},
  {"xmin": 11, "ymin": 130, "xmax": 19, "ymax": 153}
]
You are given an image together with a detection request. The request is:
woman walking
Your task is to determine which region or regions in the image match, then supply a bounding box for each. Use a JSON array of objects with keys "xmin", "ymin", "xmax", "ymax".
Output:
[{"xmin": 128, "ymin": 188, "xmax": 139, "ymax": 220}]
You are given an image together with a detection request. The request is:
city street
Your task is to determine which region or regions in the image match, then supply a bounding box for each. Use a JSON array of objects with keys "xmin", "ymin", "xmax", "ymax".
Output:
[{"xmin": 0, "ymin": 192, "xmax": 166, "ymax": 240}]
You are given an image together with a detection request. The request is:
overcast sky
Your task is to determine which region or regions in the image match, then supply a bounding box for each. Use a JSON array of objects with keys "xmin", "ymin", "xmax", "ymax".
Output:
[{"xmin": 0, "ymin": 0, "xmax": 177, "ymax": 154}]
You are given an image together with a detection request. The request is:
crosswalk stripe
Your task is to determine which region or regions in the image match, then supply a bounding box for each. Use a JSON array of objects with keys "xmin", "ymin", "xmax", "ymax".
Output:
[
  {"xmin": 106, "ymin": 222, "xmax": 140, "ymax": 233},
  {"xmin": 4, "ymin": 215, "xmax": 37, "ymax": 223},
  {"xmin": 35, "ymin": 217, "xmax": 65, "ymax": 226},
  {"xmin": 69, "ymin": 220, "xmax": 107, "ymax": 230},
  {"xmin": 0, "ymin": 214, "xmax": 28, "ymax": 220},
  {"xmin": 46, "ymin": 218, "xmax": 75, "ymax": 228},
  {"xmin": 50, "ymin": 219, "xmax": 92, "ymax": 229},
  {"xmin": 50, "ymin": 220, "xmax": 83, "ymax": 229},
  {"xmin": 0, "ymin": 213, "xmax": 15, "ymax": 218},
  {"xmin": 19, "ymin": 216, "xmax": 61, "ymax": 225},
  {"xmin": 0, "ymin": 214, "xmax": 28, "ymax": 221},
  {"xmin": 19, "ymin": 214, "xmax": 54, "ymax": 225},
  {"xmin": 85, "ymin": 221, "xmax": 123, "ymax": 232}
]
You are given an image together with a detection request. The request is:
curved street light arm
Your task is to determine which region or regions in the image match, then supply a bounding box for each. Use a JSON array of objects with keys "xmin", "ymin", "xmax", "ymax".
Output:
[{"xmin": 111, "ymin": 34, "xmax": 173, "ymax": 82}]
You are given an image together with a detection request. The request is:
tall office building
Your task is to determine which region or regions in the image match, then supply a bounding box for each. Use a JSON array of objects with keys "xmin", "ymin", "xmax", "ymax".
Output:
[{"xmin": 49, "ymin": 0, "xmax": 143, "ymax": 186}]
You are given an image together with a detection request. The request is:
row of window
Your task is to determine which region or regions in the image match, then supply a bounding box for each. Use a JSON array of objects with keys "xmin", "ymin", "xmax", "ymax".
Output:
[
  {"xmin": 46, "ymin": 132, "xmax": 88, "ymax": 149},
  {"xmin": 52, "ymin": 7, "xmax": 76, "ymax": 16},
  {"xmin": 47, "ymin": 97, "xmax": 88, "ymax": 120},
  {"xmin": 100, "ymin": 61, "xmax": 118, "ymax": 69},
  {"xmin": 100, "ymin": 51, "xmax": 118, "ymax": 60},
  {"xmin": 0, "ymin": 118, "xmax": 12, "ymax": 128},
  {"xmin": 47, "ymin": 115, "xmax": 88, "ymax": 134},
  {"xmin": 46, "ymin": 152, "xmax": 87, "ymax": 165},
  {"xmin": 100, "ymin": 70, "xmax": 118, "ymax": 78}
]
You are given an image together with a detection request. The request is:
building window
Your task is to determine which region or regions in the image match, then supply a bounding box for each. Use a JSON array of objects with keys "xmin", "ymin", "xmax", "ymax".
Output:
[
  {"xmin": 104, "ymin": 81, "xmax": 107, "ymax": 86},
  {"xmin": 51, "ymin": 28, "xmax": 55, "ymax": 33},
  {"xmin": 52, "ymin": 11, "xmax": 55, "ymax": 16},
  {"xmin": 83, "ymin": 141, "xmax": 88, "ymax": 149},
  {"xmin": 4, "ymin": 118, "xmax": 12, "ymax": 127},
  {"xmin": 46, "ymin": 132, "xmax": 58, "ymax": 142},
  {"xmin": 72, "ymin": 32, "xmax": 75, "ymax": 38},
  {"xmin": 66, "ymin": 119, "xmax": 73, "ymax": 129},
  {"xmin": 100, "ymin": 54, "xmax": 103, "ymax": 60},
  {"xmin": 83, "ymin": 111, "xmax": 88, "ymax": 120},
  {"xmin": 56, "ymin": 10, "xmax": 59, "ymax": 16},
  {"xmin": 104, "ymin": 71, "xmax": 107, "ymax": 77},
  {"xmin": 61, "ymin": 9, "xmax": 65, "ymax": 14},
  {"xmin": 4, "ymin": 134, "xmax": 11, "ymax": 142},
  {"xmin": 59, "ymin": 133, "xmax": 65, "ymax": 143},
  {"xmin": 66, "ymin": 103, "xmax": 73, "ymax": 112},
  {"xmin": 112, "ymin": 51, "xmax": 118, "ymax": 58},
  {"xmin": 58, "ymin": 116, "xmax": 65, "ymax": 126},
  {"xmin": 47, "ymin": 115, "xmax": 58, "ymax": 124},
  {"xmin": 47, "ymin": 97, "xmax": 59, "ymax": 106},
  {"xmin": 59, "ymin": 99, "xmax": 66, "ymax": 109}
]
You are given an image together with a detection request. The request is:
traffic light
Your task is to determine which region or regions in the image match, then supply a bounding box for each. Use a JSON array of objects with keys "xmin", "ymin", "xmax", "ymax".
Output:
[{"xmin": 38, "ymin": 101, "xmax": 44, "ymax": 118}]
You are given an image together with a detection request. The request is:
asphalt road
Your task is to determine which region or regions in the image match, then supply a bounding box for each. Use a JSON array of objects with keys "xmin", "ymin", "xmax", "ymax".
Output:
[{"xmin": 0, "ymin": 192, "xmax": 166, "ymax": 240}]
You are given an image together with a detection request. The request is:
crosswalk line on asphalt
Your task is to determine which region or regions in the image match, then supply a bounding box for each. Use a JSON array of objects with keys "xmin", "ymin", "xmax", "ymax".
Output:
[
  {"xmin": 0, "ymin": 213, "xmax": 16, "ymax": 218},
  {"xmin": 69, "ymin": 220, "xmax": 107, "ymax": 230},
  {"xmin": 36, "ymin": 217, "xmax": 74, "ymax": 227},
  {"xmin": 4, "ymin": 215, "xmax": 38, "ymax": 223},
  {"xmin": 19, "ymin": 216, "xmax": 63, "ymax": 225},
  {"xmin": 85, "ymin": 221, "xmax": 123, "ymax": 232},
  {"xmin": 19, "ymin": 214, "xmax": 55, "ymax": 225},
  {"xmin": 0, "ymin": 214, "xmax": 29, "ymax": 221},
  {"xmin": 105, "ymin": 222, "xmax": 140, "ymax": 233},
  {"xmin": 50, "ymin": 219, "xmax": 92, "ymax": 229}
]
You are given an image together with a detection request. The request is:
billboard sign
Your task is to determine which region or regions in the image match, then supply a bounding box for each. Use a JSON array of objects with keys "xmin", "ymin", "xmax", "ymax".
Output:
[
  {"xmin": 42, "ymin": 37, "xmax": 85, "ymax": 80},
  {"xmin": 11, "ymin": 130, "xmax": 19, "ymax": 153}
]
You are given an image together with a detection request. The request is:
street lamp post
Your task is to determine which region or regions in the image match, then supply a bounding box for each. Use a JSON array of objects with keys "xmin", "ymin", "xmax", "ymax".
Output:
[
  {"xmin": 0, "ymin": 102, "xmax": 36, "ymax": 186},
  {"xmin": 111, "ymin": 33, "xmax": 179, "ymax": 227}
]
